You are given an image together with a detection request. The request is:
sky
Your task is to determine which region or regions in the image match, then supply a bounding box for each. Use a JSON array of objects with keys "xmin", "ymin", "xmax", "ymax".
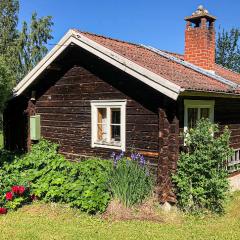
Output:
[{"xmin": 18, "ymin": 0, "xmax": 240, "ymax": 54}]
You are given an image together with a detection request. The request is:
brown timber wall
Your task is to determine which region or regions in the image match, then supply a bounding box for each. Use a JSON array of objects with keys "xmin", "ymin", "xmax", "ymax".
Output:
[{"xmin": 34, "ymin": 49, "xmax": 164, "ymax": 169}]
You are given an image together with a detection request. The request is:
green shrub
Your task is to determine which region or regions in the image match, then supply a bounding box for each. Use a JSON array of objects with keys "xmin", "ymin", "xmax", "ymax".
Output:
[
  {"xmin": 0, "ymin": 139, "xmax": 111, "ymax": 214},
  {"xmin": 172, "ymin": 119, "xmax": 233, "ymax": 214},
  {"xmin": 109, "ymin": 152, "xmax": 153, "ymax": 207}
]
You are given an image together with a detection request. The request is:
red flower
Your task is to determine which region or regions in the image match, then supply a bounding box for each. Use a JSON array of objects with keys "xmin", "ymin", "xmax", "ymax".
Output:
[
  {"xmin": 11, "ymin": 185, "xmax": 26, "ymax": 195},
  {"xmin": 0, "ymin": 208, "xmax": 7, "ymax": 214},
  {"xmin": 11, "ymin": 186, "xmax": 19, "ymax": 194},
  {"xmin": 6, "ymin": 192, "xmax": 13, "ymax": 201},
  {"xmin": 30, "ymin": 194, "xmax": 37, "ymax": 201},
  {"xmin": 18, "ymin": 186, "xmax": 25, "ymax": 195}
]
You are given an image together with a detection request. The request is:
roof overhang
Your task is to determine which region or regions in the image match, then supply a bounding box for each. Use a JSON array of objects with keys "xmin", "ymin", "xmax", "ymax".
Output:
[
  {"xmin": 180, "ymin": 90, "xmax": 240, "ymax": 99},
  {"xmin": 13, "ymin": 29, "xmax": 183, "ymax": 100}
]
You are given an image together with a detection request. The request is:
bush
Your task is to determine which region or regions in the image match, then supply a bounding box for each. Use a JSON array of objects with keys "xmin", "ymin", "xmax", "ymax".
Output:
[
  {"xmin": 172, "ymin": 119, "xmax": 233, "ymax": 214},
  {"xmin": 109, "ymin": 152, "xmax": 153, "ymax": 207},
  {"xmin": 0, "ymin": 139, "xmax": 112, "ymax": 214}
]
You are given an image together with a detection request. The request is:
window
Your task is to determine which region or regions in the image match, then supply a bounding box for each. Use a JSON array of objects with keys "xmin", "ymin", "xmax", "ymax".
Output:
[
  {"xmin": 91, "ymin": 100, "xmax": 126, "ymax": 151},
  {"xmin": 184, "ymin": 100, "xmax": 215, "ymax": 132}
]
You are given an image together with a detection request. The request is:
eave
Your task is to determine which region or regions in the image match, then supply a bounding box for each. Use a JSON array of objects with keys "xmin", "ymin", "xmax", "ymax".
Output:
[{"xmin": 13, "ymin": 29, "xmax": 182, "ymax": 100}]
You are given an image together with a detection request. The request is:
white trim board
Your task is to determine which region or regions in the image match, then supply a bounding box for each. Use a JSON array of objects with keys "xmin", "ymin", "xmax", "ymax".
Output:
[
  {"xmin": 91, "ymin": 99, "xmax": 126, "ymax": 151},
  {"xmin": 13, "ymin": 29, "xmax": 183, "ymax": 100},
  {"xmin": 184, "ymin": 99, "xmax": 215, "ymax": 133}
]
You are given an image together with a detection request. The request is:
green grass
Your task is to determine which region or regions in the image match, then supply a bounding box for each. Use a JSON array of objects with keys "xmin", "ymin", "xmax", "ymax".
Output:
[
  {"xmin": 0, "ymin": 192, "xmax": 240, "ymax": 240},
  {"xmin": 0, "ymin": 131, "xmax": 3, "ymax": 149}
]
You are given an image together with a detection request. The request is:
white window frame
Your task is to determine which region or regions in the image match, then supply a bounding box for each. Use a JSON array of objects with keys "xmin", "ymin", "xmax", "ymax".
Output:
[
  {"xmin": 184, "ymin": 100, "xmax": 215, "ymax": 132},
  {"xmin": 91, "ymin": 100, "xmax": 127, "ymax": 151}
]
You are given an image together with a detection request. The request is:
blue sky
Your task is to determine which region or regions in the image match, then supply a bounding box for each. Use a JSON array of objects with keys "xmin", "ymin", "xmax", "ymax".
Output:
[{"xmin": 19, "ymin": 0, "xmax": 240, "ymax": 54}]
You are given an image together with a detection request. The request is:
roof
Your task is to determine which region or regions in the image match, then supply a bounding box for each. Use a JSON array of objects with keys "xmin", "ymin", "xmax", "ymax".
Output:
[
  {"xmin": 79, "ymin": 31, "xmax": 240, "ymax": 92},
  {"xmin": 14, "ymin": 29, "xmax": 240, "ymax": 100}
]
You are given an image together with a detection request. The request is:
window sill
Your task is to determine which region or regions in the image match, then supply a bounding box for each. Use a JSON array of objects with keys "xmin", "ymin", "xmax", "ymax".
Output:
[{"xmin": 92, "ymin": 142, "xmax": 124, "ymax": 151}]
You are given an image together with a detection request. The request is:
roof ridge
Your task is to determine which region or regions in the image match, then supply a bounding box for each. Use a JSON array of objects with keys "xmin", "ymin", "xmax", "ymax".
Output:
[
  {"xmin": 73, "ymin": 29, "xmax": 143, "ymax": 48},
  {"xmin": 74, "ymin": 29, "xmax": 240, "ymax": 78},
  {"xmin": 161, "ymin": 50, "xmax": 184, "ymax": 57},
  {"xmin": 142, "ymin": 45, "xmax": 239, "ymax": 89},
  {"xmin": 76, "ymin": 29, "xmax": 186, "ymax": 58}
]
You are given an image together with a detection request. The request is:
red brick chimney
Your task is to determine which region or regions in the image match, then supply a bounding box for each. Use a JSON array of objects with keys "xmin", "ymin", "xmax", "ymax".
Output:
[{"xmin": 184, "ymin": 5, "xmax": 216, "ymax": 71}]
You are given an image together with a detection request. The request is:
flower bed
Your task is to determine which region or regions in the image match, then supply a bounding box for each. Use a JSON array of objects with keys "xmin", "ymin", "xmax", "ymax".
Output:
[{"xmin": 0, "ymin": 185, "xmax": 34, "ymax": 214}]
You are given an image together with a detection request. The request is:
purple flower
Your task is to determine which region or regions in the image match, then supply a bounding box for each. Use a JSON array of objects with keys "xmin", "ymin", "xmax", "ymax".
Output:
[
  {"xmin": 111, "ymin": 151, "xmax": 124, "ymax": 167},
  {"xmin": 140, "ymin": 155, "xmax": 146, "ymax": 166},
  {"xmin": 131, "ymin": 153, "xmax": 136, "ymax": 161},
  {"xmin": 131, "ymin": 152, "xmax": 145, "ymax": 166}
]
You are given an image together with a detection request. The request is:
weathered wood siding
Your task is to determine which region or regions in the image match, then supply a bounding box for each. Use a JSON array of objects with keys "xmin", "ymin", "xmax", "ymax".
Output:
[
  {"xmin": 215, "ymin": 99, "xmax": 240, "ymax": 150},
  {"xmin": 33, "ymin": 48, "xmax": 164, "ymax": 167}
]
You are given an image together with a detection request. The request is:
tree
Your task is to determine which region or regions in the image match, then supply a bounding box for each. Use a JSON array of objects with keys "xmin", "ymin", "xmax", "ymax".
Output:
[
  {"xmin": 0, "ymin": 0, "xmax": 19, "ymax": 55},
  {"xmin": 0, "ymin": 0, "xmax": 19, "ymax": 127},
  {"xmin": 216, "ymin": 28, "xmax": 240, "ymax": 73},
  {"xmin": 17, "ymin": 12, "xmax": 53, "ymax": 80},
  {"xmin": 0, "ymin": 0, "xmax": 53, "ymax": 130},
  {"xmin": 0, "ymin": 57, "xmax": 14, "ymax": 127}
]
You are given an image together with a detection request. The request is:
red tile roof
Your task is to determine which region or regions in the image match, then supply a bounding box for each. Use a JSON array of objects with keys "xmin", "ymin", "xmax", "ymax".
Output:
[{"xmin": 79, "ymin": 30, "xmax": 240, "ymax": 95}]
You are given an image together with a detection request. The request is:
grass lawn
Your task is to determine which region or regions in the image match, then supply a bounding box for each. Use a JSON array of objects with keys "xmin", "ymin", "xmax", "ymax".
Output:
[{"xmin": 0, "ymin": 192, "xmax": 240, "ymax": 240}]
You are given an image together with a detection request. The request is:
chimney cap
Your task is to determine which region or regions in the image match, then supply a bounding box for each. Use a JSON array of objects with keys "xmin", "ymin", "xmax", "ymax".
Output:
[{"xmin": 185, "ymin": 5, "xmax": 216, "ymax": 22}]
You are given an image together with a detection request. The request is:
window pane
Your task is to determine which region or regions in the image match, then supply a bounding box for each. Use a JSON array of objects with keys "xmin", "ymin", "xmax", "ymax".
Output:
[
  {"xmin": 97, "ymin": 108, "xmax": 107, "ymax": 141},
  {"xmin": 111, "ymin": 109, "xmax": 120, "ymax": 124},
  {"xmin": 188, "ymin": 108, "xmax": 198, "ymax": 128},
  {"xmin": 111, "ymin": 125, "xmax": 121, "ymax": 142},
  {"xmin": 200, "ymin": 108, "xmax": 210, "ymax": 119},
  {"xmin": 98, "ymin": 108, "xmax": 106, "ymax": 123}
]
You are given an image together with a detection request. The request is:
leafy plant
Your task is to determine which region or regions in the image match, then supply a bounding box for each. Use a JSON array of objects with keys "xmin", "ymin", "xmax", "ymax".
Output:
[
  {"xmin": 0, "ymin": 139, "xmax": 112, "ymax": 214},
  {"xmin": 109, "ymin": 152, "xmax": 153, "ymax": 207},
  {"xmin": 172, "ymin": 119, "xmax": 233, "ymax": 214}
]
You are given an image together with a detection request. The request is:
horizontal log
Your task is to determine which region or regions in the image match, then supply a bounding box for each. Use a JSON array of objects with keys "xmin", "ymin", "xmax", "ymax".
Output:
[
  {"xmin": 139, "ymin": 151, "xmax": 159, "ymax": 157},
  {"xmin": 56, "ymin": 74, "xmax": 102, "ymax": 85}
]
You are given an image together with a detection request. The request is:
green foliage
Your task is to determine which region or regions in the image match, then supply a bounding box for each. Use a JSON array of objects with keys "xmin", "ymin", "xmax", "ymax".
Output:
[
  {"xmin": 173, "ymin": 119, "xmax": 233, "ymax": 214},
  {"xmin": 216, "ymin": 28, "xmax": 240, "ymax": 73},
  {"xmin": 0, "ymin": 139, "xmax": 112, "ymax": 214},
  {"xmin": 0, "ymin": 0, "xmax": 19, "ymax": 55},
  {"xmin": 17, "ymin": 12, "xmax": 53, "ymax": 79},
  {"xmin": 109, "ymin": 153, "xmax": 153, "ymax": 207},
  {"xmin": 0, "ymin": 0, "xmax": 53, "ymax": 130},
  {"xmin": 5, "ymin": 196, "xmax": 25, "ymax": 210},
  {"xmin": 0, "ymin": 56, "xmax": 15, "ymax": 117}
]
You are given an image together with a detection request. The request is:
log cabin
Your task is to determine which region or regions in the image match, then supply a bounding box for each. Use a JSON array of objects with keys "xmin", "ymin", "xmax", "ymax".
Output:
[{"xmin": 3, "ymin": 6, "xmax": 240, "ymax": 203}]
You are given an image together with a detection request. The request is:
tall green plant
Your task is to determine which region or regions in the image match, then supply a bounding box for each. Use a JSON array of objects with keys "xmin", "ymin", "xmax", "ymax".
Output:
[
  {"xmin": 109, "ymin": 152, "xmax": 153, "ymax": 207},
  {"xmin": 173, "ymin": 119, "xmax": 233, "ymax": 214}
]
